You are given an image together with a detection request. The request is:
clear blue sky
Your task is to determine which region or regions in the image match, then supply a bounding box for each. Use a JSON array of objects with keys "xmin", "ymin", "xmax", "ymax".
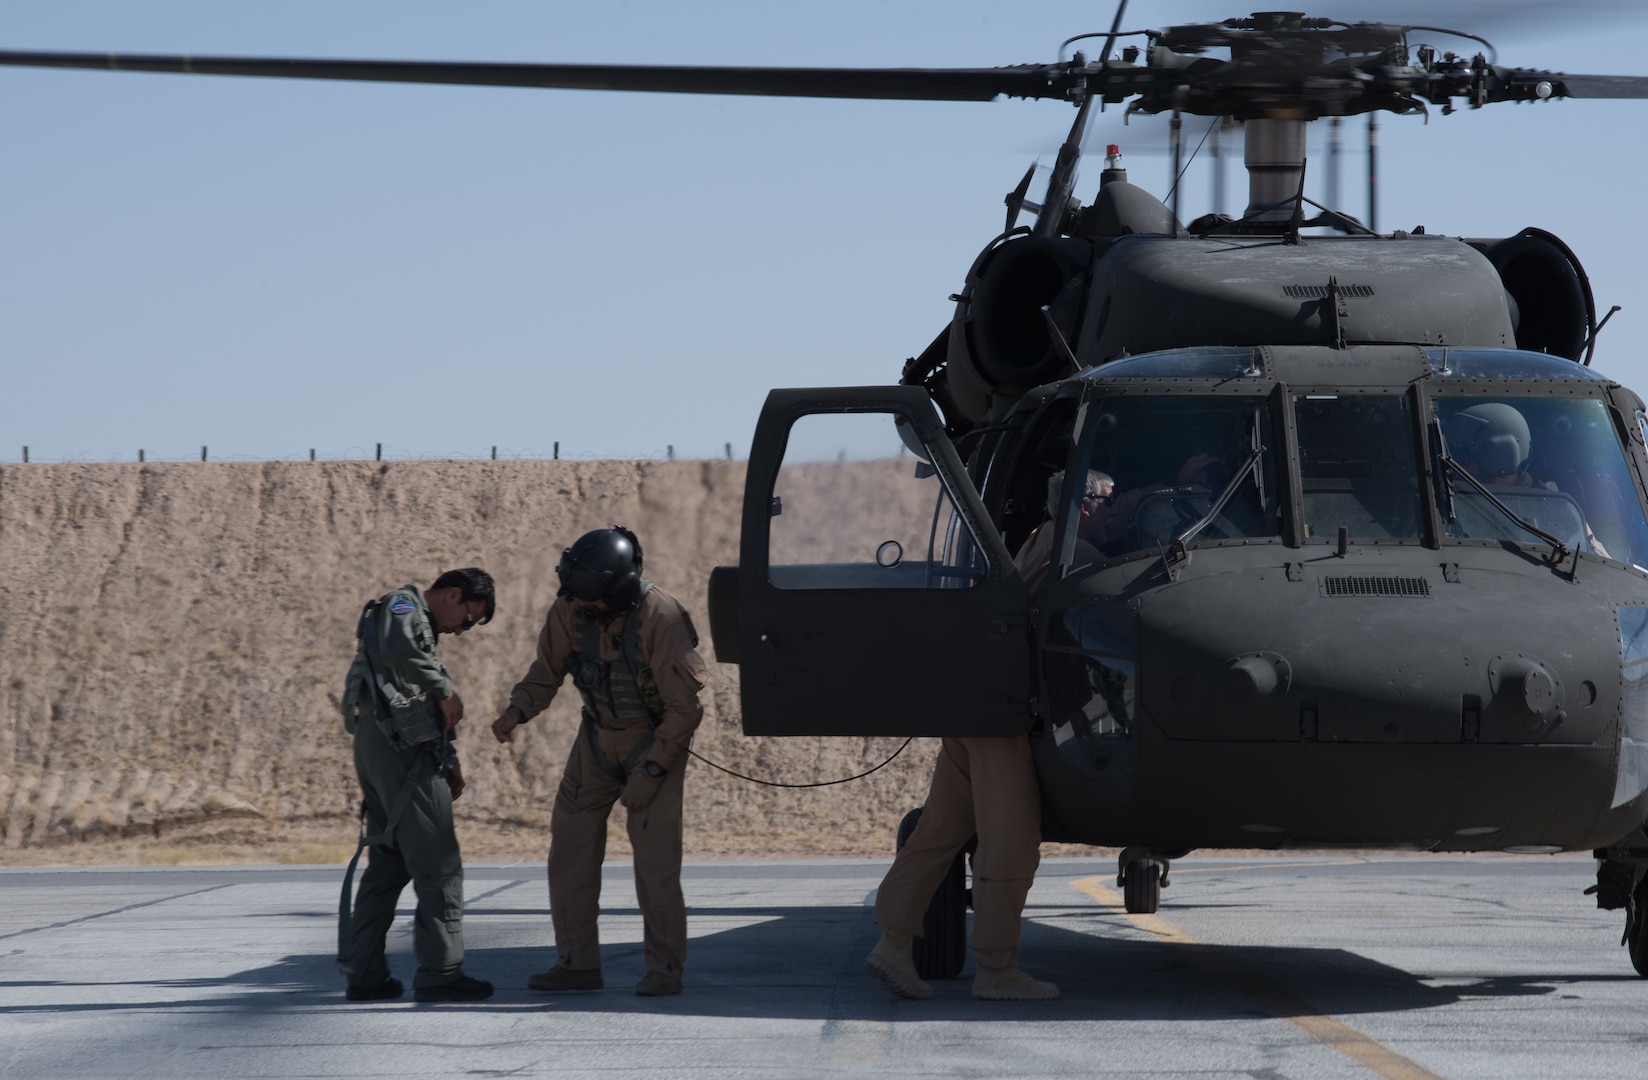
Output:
[{"xmin": 5, "ymin": 1, "xmax": 1648, "ymax": 462}]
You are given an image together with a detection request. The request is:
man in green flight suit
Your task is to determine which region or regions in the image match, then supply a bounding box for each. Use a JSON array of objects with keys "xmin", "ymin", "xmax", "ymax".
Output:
[{"xmin": 339, "ymin": 567, "xmax": 498, "ymax": 1003}]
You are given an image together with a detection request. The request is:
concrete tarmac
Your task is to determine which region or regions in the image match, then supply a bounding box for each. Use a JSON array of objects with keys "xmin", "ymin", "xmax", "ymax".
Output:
[{"xmin": 1, "ymin": 854, "xmax": 1644, "ymax": 1079}]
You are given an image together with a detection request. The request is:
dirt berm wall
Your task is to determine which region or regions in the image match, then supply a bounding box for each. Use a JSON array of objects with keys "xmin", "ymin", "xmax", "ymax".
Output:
[{"xmin": 0, "ymin": 460, "xmax": 943, "ymax": 865}]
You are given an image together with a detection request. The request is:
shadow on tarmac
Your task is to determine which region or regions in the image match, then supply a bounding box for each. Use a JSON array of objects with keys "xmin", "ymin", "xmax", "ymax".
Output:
[{"xmin": 0, "ymin": 901, "xmax": 1608, "ymax": 1022}]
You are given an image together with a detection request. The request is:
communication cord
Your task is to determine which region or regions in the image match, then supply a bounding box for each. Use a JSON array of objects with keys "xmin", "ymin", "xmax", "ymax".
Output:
[{"xmin": 685, "ymin": 738, "xmax": 914, "ymax": 788}]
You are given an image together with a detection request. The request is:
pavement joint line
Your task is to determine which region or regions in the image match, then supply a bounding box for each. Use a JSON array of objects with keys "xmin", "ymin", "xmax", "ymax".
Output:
[
  {"xmin": 464, "ymin": 879, "xmax": 531, "ymax": 907},
  {"xmin": 0, "ymin": 882, "xmax": 237, "ymax": 942},
  {"xmin": 1070, "ymin": 876, "xmax": 1448, "ymax": 1080}
]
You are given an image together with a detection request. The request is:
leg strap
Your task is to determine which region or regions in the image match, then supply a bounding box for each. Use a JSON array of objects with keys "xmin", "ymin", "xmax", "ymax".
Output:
[{"xmin": 582, "ymin": 711, "xmax": 654, "ymax": 783}]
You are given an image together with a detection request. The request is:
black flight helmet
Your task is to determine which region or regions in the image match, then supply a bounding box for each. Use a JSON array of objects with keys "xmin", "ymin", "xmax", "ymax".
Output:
[
  {"xmin": 1455, "ymin": 402, "xmax": 1533, "ymax": 481},
  {"xmin": 557, "ymin": 526, "xmax": 645, "ymax": 610}
]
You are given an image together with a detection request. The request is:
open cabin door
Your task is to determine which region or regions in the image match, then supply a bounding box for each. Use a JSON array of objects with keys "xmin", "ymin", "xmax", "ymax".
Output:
[{"xmin": 717, "ymin": 386, "xmax": 1030, "ymax": 737}]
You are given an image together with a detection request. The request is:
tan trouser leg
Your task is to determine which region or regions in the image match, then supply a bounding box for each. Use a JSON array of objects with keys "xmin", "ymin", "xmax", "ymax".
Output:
[
  {"xmin": 627, "ymin": 760, "xmax": 688, "ymax": 975},
  {"xmin": 962, "ymin": 735, "xmax": 1041, "ymax": 969},
  {"xmin": 873, "ymin": 738, "xmax": 977, "ymax": 937},
  {"xmin": 547, "ymin": 725, "xmax": 622, "ymax": 970},
  {"xmin": 872, "ymin": 736, "xmax": 1041, "ymax": 967}
]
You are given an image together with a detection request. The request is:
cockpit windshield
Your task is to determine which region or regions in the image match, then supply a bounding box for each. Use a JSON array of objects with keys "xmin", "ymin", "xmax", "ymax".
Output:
[
  {"xmin": 1031, "ymin": 379, "xmax": 1648, "ymax": 572},
  {"xmin": 1296, "ymin": 394, "xmax": 1424, "ymax": 541},
  {"xmin": 1432, "ymin": 396, "xmax": 1648, "ymax": 565},
  {"xmin": 1072, "ymin": 396, "xmax": 1282, "ymax": 562}
]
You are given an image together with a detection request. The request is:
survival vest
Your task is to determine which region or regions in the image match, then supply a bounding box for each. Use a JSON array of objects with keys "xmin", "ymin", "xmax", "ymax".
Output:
[{"xmin": 568, "ymin": 582, "xmax": 667, "ymax": 780}]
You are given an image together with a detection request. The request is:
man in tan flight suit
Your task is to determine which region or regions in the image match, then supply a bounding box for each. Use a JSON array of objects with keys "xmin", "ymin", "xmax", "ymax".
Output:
[
  {"xmin": 865, "ymin": 470, "xmax": 1105, "ymax": 1001},
  {"xmin": 491, "ymin": 526, "xmax": 707, "ymax": 997}
]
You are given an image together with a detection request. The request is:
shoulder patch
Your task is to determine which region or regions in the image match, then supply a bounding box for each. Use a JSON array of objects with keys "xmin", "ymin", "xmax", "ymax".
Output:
[{"xmin": 389, "ymin": 598, "xmax": 416, "ymax": 616}]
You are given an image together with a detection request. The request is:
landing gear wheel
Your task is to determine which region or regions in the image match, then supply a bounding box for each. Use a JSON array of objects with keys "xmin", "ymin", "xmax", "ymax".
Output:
[
  {"xmin": 896, "ymin": 807, "xmax": 971, "ymax": 980},
  {"xmin": 1629, "ymin": 873, "xmax": 1648, "ymax": 978},
  {"xmin": 1122, "ymin": 859, "xmax": 1162, "ymax": 914}
]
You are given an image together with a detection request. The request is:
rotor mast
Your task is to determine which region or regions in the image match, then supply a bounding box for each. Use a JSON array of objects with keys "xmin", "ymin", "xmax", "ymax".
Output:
[{"xmin": 1242, "ymin": 118, "xmax": 1307, "ymax": 225}]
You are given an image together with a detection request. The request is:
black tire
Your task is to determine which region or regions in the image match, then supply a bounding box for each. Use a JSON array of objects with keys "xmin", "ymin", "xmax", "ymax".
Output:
[
  {"xmin": 1123, "ymin": 859, "xmax": 1162, "ymax": 914},
  {"xmin": 1629, "ymin": 873, "xmax": 1648, "ymax": 978},
  {"xmin": 895, "ymin": 808, "xmax": 970, "ymax": 980}
]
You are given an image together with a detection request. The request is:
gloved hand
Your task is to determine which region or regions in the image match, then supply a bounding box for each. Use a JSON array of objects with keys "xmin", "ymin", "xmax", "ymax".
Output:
[
  {"xmin": 620, "ymin": 762, "xmax": 666, "ymax": 812},
  {"xmin": 444, "ymin": 756, "xmax": 467, "ymax": 801}
]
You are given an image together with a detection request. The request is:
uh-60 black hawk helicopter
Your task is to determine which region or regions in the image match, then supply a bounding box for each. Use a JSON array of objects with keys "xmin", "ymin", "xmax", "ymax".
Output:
[{"xmin": 11, "ymin": 7, "xmax": 1648, "ymax": 979}]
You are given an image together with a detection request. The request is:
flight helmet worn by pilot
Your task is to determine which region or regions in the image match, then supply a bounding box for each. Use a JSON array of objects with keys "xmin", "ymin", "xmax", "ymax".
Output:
[
  {"xmin": 557, "ymin": 526, "xmax": 646, "ymax": 611},
  {"xmin": 1453, "ymin": 402, "xmax": 1533, "ymax": 485}
]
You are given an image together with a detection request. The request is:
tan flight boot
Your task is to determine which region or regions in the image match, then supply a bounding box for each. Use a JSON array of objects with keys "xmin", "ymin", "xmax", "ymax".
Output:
[
  {"xmin": 865, "ymin": 930, "xmax": 933, "ymax": 1000},
  {"xmin": 972, "ymin": 965, "xmax": 1059, "ymax": 1001},
  {"xmin": 527, "ymin": 965, "xmax": 603, "ymax": 992}
]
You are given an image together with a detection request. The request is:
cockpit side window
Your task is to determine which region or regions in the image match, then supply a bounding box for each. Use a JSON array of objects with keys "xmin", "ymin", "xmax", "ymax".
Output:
[
  {"xmin": 996, "ymin": 400, "xmax": 1080, "ymax": 559},
  {"xmin": 1076, "ymin": 395, "xmax": 1282, "ymax": 561},
  {"xmin": 1295, "ymin": 394, "xmax": 1423, "ymax": 541},
  {"xmin": 1432, "ymin": 395, "xmax": 1648, "ymax": 564}
]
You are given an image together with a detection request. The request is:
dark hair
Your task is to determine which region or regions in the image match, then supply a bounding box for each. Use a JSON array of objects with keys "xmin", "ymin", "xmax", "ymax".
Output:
[{"xmin": 430, "ymin": 567, "xmax": 496, "ymax": 624}]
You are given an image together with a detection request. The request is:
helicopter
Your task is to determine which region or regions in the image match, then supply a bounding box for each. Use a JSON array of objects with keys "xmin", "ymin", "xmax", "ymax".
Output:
[{"xmin": 8, "ymin": 5, "xmax": 1648, "ymax": 981}]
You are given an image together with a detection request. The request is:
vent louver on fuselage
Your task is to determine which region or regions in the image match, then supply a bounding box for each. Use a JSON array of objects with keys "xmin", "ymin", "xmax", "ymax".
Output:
[
  {"xmin": 1321, "ymin": 576, "xmax": 1432, "ymax": 598},
  {"xmin": 1283, "ymin": 284, "xmax": 1375, "ymax": 298}
]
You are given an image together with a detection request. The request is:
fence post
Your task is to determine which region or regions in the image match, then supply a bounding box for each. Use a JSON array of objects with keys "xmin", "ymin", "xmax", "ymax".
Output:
[
  {"xmin": 375, "ymin": 443, "xmax": 382, "ymax": 462},
  {"xmin": 491, "ymin": 445, "xmax": 497, "ymax": 461},
  {"xmin": 201, "ymin": 446, "xmax": 208, "ymax": 462},
  {"xmin": 139, "ymin": 449, "xmax": 145, "ymax": 462},
  {"xmin": 22, "ymin": 446, "xmax": 28, "ymax": 463},
  {"xmin": 554, "ymin": 441, "xmax": 559, "ymax": 460},
  {"xmin": 310, "ymin": 449, "xmax": 316, "ymax": 462}
]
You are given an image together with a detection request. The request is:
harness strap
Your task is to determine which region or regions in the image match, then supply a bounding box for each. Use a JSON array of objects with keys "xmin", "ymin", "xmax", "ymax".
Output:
[
  {"xmin": 569, "ymin": 594, "xmax": 662, "ymax": 727},
  {"xmin": 336, "ymin": 753, "xmax": 433, "ymax": 971},
  {"xmin": 581, "ymin": 710, "xmax": 655, "ymax": 783},
  {"xmin": 356, "ymin": 598, "xmax": 444, "ymax": 750}
]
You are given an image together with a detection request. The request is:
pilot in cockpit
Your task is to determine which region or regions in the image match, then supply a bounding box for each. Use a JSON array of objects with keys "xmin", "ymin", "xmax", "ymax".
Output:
[
  {"xmin": 1454, "ymin": 402, "xmax": 1539, "ymax": 488},
  {"xmin": 1070, "ymin": 451, "xmax": 1227, "ymax": 556},
  {"xmin": 1450, "ymin": 401, "xmax": 1611, "ymax": 558},
  {"xmin": 1014, "ymin": 469, "xmax": 1110, "ymax": 589}
]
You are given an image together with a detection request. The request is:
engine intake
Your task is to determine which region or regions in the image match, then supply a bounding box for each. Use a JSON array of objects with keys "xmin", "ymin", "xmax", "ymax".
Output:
[
  {"xmin": 1473, "ymin": 229, "xmax": 1596, "ymax": 362},
  {"xmin": 942, "ymin": 236, "xmax": 1093, "ymax": 421}
]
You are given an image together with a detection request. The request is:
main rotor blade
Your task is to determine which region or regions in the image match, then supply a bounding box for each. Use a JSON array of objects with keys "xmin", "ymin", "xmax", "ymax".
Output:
[
  {"xmin": 1550, "ymin": 73, "xmax": 1648, "ymax": 98},
  {"xmin": 0, "ymin": 49, "xmax": 1071, "ymax": 102}
]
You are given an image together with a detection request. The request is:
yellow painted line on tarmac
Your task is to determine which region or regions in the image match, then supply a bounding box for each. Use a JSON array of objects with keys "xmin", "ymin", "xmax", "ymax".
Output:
[{"xmin": 1072, "ymin": 877, "xmax": 1446, "ymax": 1080}]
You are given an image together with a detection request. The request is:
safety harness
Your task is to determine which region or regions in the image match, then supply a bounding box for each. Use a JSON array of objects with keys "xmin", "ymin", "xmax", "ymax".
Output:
[
  {"xmin": 336, "ymin": 594, "xmax": 452, "ymax": 974},
  {"xmin": 570, "ymin": 583, "xmax": 667, "ymax": 782},
  {"xmin": 342, "ymin": 594, "xmax": 445, "ymax": 751}
]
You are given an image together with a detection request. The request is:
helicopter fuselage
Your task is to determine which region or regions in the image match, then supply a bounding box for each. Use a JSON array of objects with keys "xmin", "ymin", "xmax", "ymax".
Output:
[
  {"xmin": 1005, "ymin": 347, "xmax": 1648, "ymax": 856},
  {"xmin": 719, "ymin": 214, "xmax": 1648, "ymax": 862}
]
